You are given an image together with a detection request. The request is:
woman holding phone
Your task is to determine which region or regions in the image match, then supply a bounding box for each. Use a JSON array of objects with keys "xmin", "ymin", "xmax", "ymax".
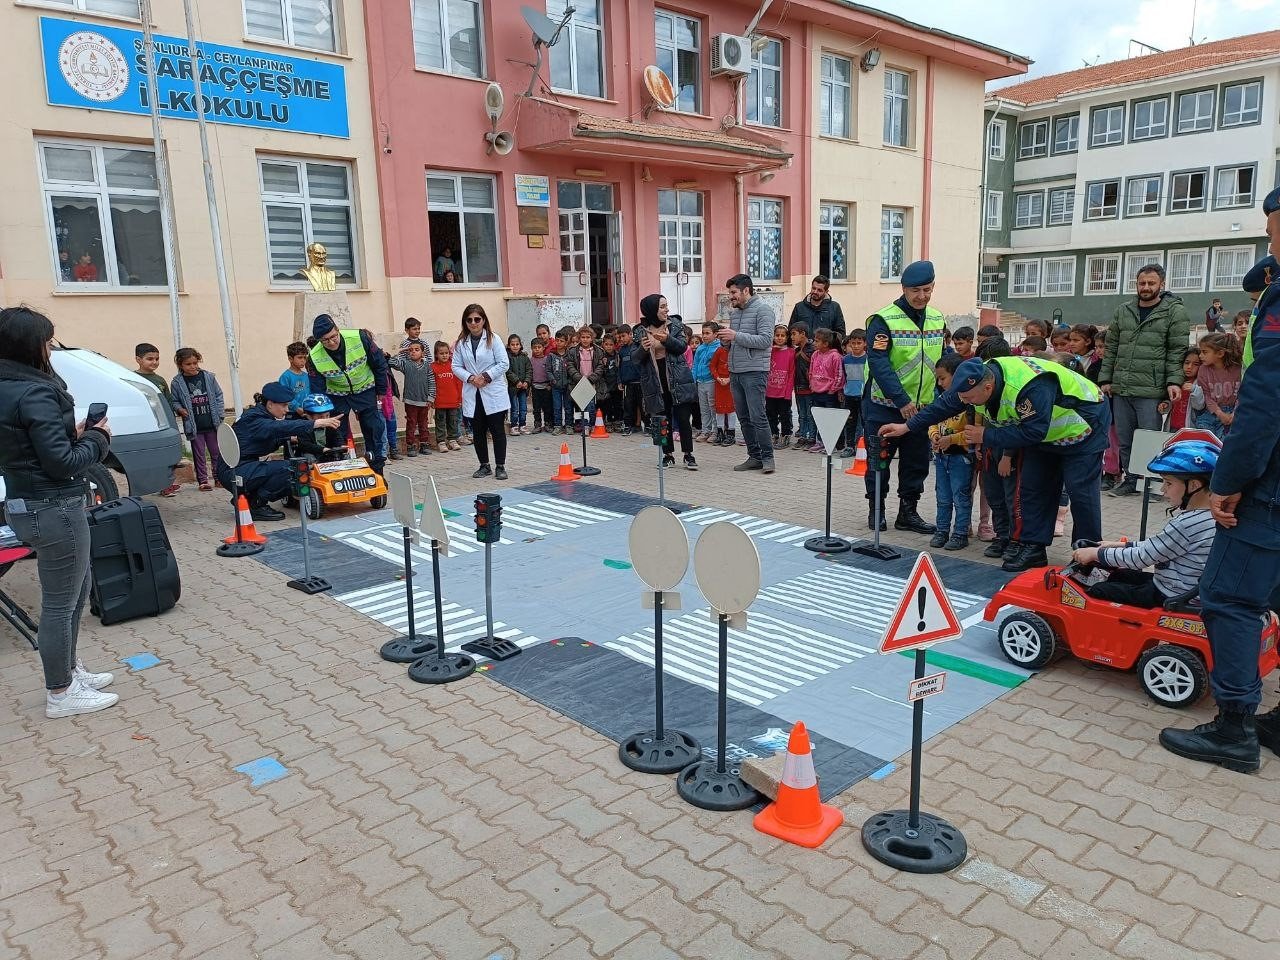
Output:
[
  {"xmin": 636, "ymin": 294, "xmax": 698, "ymax": 470},
  {"xmin": 0, "ymin": 306, "xmax": 117, "ymax": 718}
]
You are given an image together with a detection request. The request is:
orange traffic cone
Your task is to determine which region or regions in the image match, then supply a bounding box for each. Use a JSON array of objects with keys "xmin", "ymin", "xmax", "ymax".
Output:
[
  {"xmin": 844, "ymin": 437, "xmax": 868, "ymax": 476},
  {"xmin": 223, "ymin": 495, "xmax": 268, "ymax": 545},
  {"xmin": 753, "ymin": 721, "xmax": 843, "ymax": 848},
  {"xmin": 345, "ymin": 435, "xmax": 357, "ymax": 459},
  {"xmin": 589, "ymin": 409, "xmax": 609, "ymax": 439},
  {"xmin": 551, "ymin": 442, "xmax": 580, "ymax": 482}
]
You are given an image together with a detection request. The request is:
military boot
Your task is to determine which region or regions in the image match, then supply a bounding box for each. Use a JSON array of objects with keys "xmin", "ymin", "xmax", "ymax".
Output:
[{"xmin": 1159, "ymin": 710, "xmax": 1260, "ymax": 773}]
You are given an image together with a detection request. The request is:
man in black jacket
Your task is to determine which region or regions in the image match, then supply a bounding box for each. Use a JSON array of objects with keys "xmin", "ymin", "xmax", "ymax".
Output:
[{"xmin": 788, "ymin": 276, "xmax": 846, "ymax": 341}]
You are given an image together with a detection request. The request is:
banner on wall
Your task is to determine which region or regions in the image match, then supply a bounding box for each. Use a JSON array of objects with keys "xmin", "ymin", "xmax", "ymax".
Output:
[{"xmin": 40, "ymin": 16, "xmax": 349, "ymax": 138}]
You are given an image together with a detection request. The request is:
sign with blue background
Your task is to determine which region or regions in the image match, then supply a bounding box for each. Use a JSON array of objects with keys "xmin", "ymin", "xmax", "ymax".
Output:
[{"xmin": 40, "ymin": 16, "xmax": 348, "ymax": 138}]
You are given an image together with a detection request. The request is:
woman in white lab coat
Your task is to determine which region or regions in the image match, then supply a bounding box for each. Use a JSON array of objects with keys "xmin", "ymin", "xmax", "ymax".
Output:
[{"xmin": 452, "ymin": 304, "xmax": 511, "ymax": 479}]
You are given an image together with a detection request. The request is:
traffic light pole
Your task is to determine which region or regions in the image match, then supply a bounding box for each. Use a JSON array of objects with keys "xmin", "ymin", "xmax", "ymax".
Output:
[
  {"xmin": 461, "ymin": 492, "xmax": 522, "ymax": 661},
  {"xmin": 285, "ymin": 458, "xmax": 330, "ymax": 593},
  {"xmin": 406, "ymin": 534, "xmax": 477, "ymax": 683}
]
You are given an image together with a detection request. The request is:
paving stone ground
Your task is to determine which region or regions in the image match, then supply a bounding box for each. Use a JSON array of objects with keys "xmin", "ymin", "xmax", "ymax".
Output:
[{"xmin": 2, "ymin": 430, "xmax": 1277, "ymax": 960}]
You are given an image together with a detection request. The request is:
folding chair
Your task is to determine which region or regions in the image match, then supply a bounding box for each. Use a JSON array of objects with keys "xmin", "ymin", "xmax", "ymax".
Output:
[{"xmin": 0, "ymin": 545, "xmax": 38, "ymax": 650}]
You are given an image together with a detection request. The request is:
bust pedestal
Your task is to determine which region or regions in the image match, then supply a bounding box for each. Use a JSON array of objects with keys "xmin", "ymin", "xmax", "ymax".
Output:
[{"xmin": 294, "ymin": 290, "xmax": 354, "ymax": 341}]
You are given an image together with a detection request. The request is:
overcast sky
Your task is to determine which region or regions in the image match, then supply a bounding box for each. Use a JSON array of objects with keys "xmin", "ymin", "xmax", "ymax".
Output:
[{"xmin": 861, "ymin": 0, "xmax": 1280, "ymax": 86}]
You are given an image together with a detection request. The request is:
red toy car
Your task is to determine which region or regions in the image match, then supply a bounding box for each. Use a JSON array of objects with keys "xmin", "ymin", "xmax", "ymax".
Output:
[{"xmin": 983, "ymin": 559, "xmax": 1279, "ymax": 708}]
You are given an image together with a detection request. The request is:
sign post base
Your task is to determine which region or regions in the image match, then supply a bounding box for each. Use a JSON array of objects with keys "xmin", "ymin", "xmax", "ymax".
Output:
[
  {"xmin": 676, "ymin": 760, "xmax": 761, "ymax": 811},
  {"xmin": 619, "ymin": 729, "xmax": 701, "ymax": 774},
  {"xmin": 216, "ymin": 541, "xmax": 263, "ymax": 558},
  {"xmin": 408, "ymin": 649, "xmax": 477, "ymax": 684},
  {"xmin": 286, "ymin": 575, "xmax": 331, "ymax": 594},
  {"xmin": 460, "ymin": 635, "xmax": 522, "ymax": 660},
  {"xmin": 861, "ymin": 809, "xmax": 967, "ymax": 873}
]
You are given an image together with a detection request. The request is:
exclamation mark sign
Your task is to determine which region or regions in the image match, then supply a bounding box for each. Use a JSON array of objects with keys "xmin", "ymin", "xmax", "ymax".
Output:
[{"xmin": 917, "ymin": 587, "xmax": 927, "ymax": 632}]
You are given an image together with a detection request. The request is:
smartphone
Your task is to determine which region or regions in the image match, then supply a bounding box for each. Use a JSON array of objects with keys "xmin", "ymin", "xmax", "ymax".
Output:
[{"xmin": 86, "ymin": 402, "xmax": 108, "ymax": 428}]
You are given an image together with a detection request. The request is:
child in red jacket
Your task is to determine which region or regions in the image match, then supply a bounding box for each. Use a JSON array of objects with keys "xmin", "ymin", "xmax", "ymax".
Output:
[
  {"xmin": 431, "ymin": 341, "xmax": 464, "ymax": 451},
  {"xmin": 710, "ymin": 343, "xmax": 737, "ymax": 446}
]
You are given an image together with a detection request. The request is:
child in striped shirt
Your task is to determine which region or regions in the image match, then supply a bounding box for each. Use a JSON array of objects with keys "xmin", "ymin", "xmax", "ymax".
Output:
[{"xmin": 1071, "ymin": 439, "xmax": 1218, "ymax": 608}]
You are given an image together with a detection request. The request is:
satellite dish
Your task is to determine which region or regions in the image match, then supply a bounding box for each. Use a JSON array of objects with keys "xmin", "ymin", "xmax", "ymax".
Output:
[
  {"xmin": 484, "ymin": 82, "xmax": 504, "ymax": 122},
  {"xmin": 522, "ymin": 6, "xmax": 560, "ymax": 46},
  {"xmin": 643, "ymin": 65, "xmax": 676, "ymax": 113}
]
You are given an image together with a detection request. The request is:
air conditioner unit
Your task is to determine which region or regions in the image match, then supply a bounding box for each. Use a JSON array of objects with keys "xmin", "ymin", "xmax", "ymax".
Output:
[{"xmin": 710, "ymin": 34, "xmax": 749, "ymax": 76}]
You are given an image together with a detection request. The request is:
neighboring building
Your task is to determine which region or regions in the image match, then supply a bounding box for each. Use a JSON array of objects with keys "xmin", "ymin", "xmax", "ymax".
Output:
[
  {"xmin": 364, "ymin": 0, "xmax": 1026, "ymax": 341},
  {"xmin": 981, "ymin": 31, "xmax": 1280, "ymax": 328},
  {"xmin": 0, "ymin": 0, "xmax": 388, "ymax": 400}
]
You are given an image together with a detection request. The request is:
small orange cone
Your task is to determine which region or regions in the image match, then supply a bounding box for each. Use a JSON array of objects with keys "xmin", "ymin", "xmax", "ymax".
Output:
[
  {"xmin": 844, "ymin": 437, "xmax": 868, "ymax": 477},
  {"xmin": 590, "ymin": 409, "xmax": 609, "ymax": 439},
  {"xmin": 753, "ymin": 721, "xmax": 843, "ymax": 848},
  {"xmin": 345, "ymin": 435, "xmax": 358, "ymax": 459},
  {"xmin": 551, "ymin": 442, "xmax": 581, "ymax": 482},
  {"xmin": 223, "ymin": 495, "xmax": 268, "ymax": 545}
]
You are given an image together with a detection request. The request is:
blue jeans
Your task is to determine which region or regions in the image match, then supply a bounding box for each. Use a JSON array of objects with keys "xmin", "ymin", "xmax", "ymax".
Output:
[
  {"xmin": 730, "ymin": 371, "xmax": 773, "ymax": 461},
  {"xmin": 552, "ymin": 388, "xmax": 569, "ymax": 427},
  {"xmin": 383, "ymin": 408, "xmax": 398, "ymax": 455},
  {"xmin": 795, "ymin": 393, "xmax": 815, "ymax": 441},
  {"xmin": 5, "ymin": 495, "xmax": 91, "ymax": 689},
  {"xmin": 509, "ymin": 389, "xmax": 528, "ymax": 427},
  {"xmin": 1195, "ymin": 406, "xmax": 1233, "ymax": 439},
  {"xmin": 934, "ymin": 452, "xmax": 974, "ymax": 535}
]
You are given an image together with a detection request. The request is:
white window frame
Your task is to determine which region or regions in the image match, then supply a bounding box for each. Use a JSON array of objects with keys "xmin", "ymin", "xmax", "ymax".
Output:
[
  {"xmin": 426, "ymin": 170, "xmax": 502, "ymax": 286},
  {"xmin": 654, "ymin": 10, "xmax": 701, "ymax": 114},
  {"xmin": 1221, "ymin": 80, "xmax": 1262, "ymax": 127},
  {"xmin": 819, "ymin": 53, "xmax": 853, "ymax": 138},
  {"xmin": 880, "ymin": 206, "xmax": 907, "ymax": 281},
  {"xmin": 1084, "ymin": 253, "xmax": 1121, "ymax": 295},
  {"xmin": 38, "ymin": 137, "xmax": 169, "ymax": 291},
  {"xmin": 1213, "ymin": 164, "xmax": 1256, "ymax": 209},
  {"xmin": 1211, "ymin": 246, "xmax": 1257, "ymax": 290},
  {"xmin": 1167, "ymin": 248, "xmax": 1208, "ymax": 294},
  {"xmin": 746, "ymin": 37, "xmax": 783, "ymax": 128},
  {"xmin": 979, "ymin": 266, "xmax": 1000, "ymax": 304},
  {"xmin": 1013, "ymin": 191, "xmax": 1044, "ymax": 229},
  {"xmin": 1085, "ymin": 179, "xmax": 1120, "ymax": 220},
  {"xmin": 1041, "ymin": 256, "xmax": 1076, "ymax": 296},
  {"xmin": 260, "ymin": 156, "xmax": 359, "ymax": 287},
  {"xmin": 1089, "ymin": 105, "xmax": 1125, "ymax": 147},
  {"xmin": 548, "ymin": 0, "xmax": 605, "ymax": 99},
  {"xmin": 42, "ymin": 0, "xmax": 140, "ymax": 16},
  {"xmin": 985, "ymin": 191, "xmax": 1003, "ymax": 230},
  {"xmin": 987, "ymin": 119, "xmax": 1006, "ymax": 160},
  {"xmin": 1046, "ymin": 187, "xmax": 1073, "ymax": 226},
  {"xmin": 1175, "ymin": 89, "xmax": 1215, "ymax": 134},
  {"xmin": 883, "ymin": 69, "xmax": 911, "ymax": 147},
  {"xmin": 1131, "ymin": 96, "xmax": 1168, "ymax": 140},
  {"xmin": 412, "ymin": 0, "xmax": 485, "ymax": 78},
  {"xmin": 1017, "ymin": 119, "xmax": 1048, "ymax": 159},
  {"xmin": 1123, "ymin": 250, "xmax": 1165, "ymax": 295},
  {"xmin": 1169, "ymin": 169, "xmax": 1208, "ymax": 213},
  {"xmin": 1125, "ymin": 175, "xmax": 1162, "ymax": 218},
  {"xmin": 1009, "ymin": 259, "xmax": 1040, "ymax": 298},
  {"xmin": 243, "ymin": 0, "xmax": 338, "ymax": 53},
  {"xmin": 818, "ymin": 201, "xmax": 850, "ymax": 281},
  {"xmin": 1051, "ymin": 115, "xmax": 1078, "ymax": 154},
  {"xmin": 746, "ymin": 196, "xmax": 783, "ymax": 282}
]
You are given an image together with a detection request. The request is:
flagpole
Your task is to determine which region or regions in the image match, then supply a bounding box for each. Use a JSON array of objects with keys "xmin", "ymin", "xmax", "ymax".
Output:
[{"xmin": 139, "ymin": 0, "xmax": 182, "ymax": 351}]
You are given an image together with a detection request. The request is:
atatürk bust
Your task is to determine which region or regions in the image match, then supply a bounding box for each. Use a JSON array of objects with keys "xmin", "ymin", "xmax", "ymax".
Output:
[{"xmin": 299, "ymin": 242, "xmax": 337, "ymax": 292}]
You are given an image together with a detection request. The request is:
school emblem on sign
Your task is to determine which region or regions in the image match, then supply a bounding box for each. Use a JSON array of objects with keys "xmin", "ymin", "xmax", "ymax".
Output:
[{"xmin": 58, "ymin": 31, "xmax": 130, "ymax": 102}]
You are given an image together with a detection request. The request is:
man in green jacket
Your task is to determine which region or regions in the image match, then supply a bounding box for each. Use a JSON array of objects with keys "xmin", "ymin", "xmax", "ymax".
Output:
[{"xmin": 1098, "ymin": 263, "xmax": 1190, "ymax": 497}]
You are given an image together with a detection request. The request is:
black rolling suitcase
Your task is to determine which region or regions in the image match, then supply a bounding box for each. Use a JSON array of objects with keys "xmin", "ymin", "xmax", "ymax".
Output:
[{"xmin": 87, "ymin": 497, "xmax": 181, "ymax": 625}]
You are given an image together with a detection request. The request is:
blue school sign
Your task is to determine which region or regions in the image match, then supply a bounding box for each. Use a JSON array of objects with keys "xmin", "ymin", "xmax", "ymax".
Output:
[{"xmin": 40, "ymin": 16, "xmax": 348, "ymax": 138}]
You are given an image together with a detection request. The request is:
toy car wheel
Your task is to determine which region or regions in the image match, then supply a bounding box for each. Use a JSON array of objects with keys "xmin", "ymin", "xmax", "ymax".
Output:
[
  {"xmin": 997, "ymin": 612, "xmax": 1057, "ymax": 669},
  {"xmin": 1137, "ymin": 644, "xmax": 1207, "ymax": 708},
  {"xmin": 370, "ymin": 494, "xmax": 387, "ymax": 509},
  {"xmin": 303, "ymin": 489, "xmax": 325, "ymax": 520}
]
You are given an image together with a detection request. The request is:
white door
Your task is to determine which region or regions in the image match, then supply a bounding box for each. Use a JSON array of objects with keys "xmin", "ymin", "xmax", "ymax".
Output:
[
  {"xmin": 608, "ymin": 211, "xmax": 625, "ymax": 327},
  {"xmin": 657, "ymin": 189, "xmax": 704, "ymax": 322},
  {"xmin": 558, "ymin": 204, "xmax": 589, "ymax": 323}
]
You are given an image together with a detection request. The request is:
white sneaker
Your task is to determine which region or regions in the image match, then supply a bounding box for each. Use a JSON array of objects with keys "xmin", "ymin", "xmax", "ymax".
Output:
[
  {"xmin": 46, "ymin": 677, "xmax": 119, "ymax": 719},
  {"xmin": 74, "ymin": 659, "xmax": 114, "ymax": 690}
]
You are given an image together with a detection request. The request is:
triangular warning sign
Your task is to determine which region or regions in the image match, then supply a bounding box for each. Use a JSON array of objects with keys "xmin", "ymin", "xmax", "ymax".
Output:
[{"xmin": 878, "ymin": 552, "xmax": 964, "ymax": 654}]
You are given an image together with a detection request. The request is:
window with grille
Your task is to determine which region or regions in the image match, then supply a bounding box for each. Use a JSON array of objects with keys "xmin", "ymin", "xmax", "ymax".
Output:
[
  {"xmin": 244, "ymin": 0, "xmax": 337, "ymax": 52},
  {"xmin": 1046, "ymin": 187, "xmax": 1073, "ymax": 225},
  {"xmin": 1009, "ymin": 260, "xmax": 1040, "ymax": 297},
  {"xmin": 261, "ymin": 157, "xmax": 356, "ymax": 284},
  {"xmin": 1042, "ymin": 257, "xmax": 1075, "ymax": 296},
  {"xmin": 426, "ymin": 172, "xmax": 499, "ymax": 284},
  {"xmin": 1123, "ymin": 251, "xmax": 1164, "ymax": 294},
  {"xmin": 40, "ymin": 139, "xmax": 171, "ymax": 289},
  {"xmin": 1167, "ymin": 249, "xmax": 1207, "ymax": 293},
  {"xmin": 412, "ymin": 0, "xmax": 484, "ymax": 77},
  {"xmin": 1211, "ymin": 246, "xmax": 1256, "ymax": 290},
  {"xmin": 1084, "ymin": 254, "xmax": 1120, "ymax": 295}
]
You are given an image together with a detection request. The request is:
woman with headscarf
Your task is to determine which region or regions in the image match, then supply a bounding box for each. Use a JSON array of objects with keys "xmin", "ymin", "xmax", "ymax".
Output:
[{"xmin": 636, "ymin": 294, "xmax": 698, "ymax": 470}]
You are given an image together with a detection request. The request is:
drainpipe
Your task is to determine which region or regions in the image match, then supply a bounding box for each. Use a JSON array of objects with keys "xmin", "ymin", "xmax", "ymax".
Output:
[
  {"xmin": 920, "ymin": 57, "xmax": 934, "ymax": 260},
  {"xmin": 735, "ymin": 173, "xmax": 746, "ymax": 274}
]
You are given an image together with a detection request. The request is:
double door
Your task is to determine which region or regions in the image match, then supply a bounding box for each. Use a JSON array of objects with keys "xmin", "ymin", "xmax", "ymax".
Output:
[
  {"xmin": 658, "ymin": 189, "xmax": 704, "ymax": 322},
  {"xmin": 559, "ymin": 181, "xmax": 624, "ymax": 326}
]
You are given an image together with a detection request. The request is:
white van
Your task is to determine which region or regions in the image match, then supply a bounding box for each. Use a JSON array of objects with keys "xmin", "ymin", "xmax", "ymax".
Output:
[{"xmin": 3, "ymin": 346, "xmax": 185, "ymax": 500}]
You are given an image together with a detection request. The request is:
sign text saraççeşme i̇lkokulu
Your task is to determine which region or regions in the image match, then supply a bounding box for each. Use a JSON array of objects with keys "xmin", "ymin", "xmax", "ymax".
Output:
[{"xmin": 41, "ymin": 15, "xmax": 348, "ymax": 138}]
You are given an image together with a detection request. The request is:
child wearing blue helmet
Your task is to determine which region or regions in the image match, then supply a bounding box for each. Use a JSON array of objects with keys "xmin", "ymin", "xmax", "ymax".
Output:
[
  {"xmin": 293, "ymin": 394, "xmax": 348, "ymax": 461},
  {"xmin": 1072, "ymin": 438, "xmax": 1219, "ymax": 608}
]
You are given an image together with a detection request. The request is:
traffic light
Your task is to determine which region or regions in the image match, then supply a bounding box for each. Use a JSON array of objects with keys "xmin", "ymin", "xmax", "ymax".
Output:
[
  {"xmin": 649, "ymin": 415, "xmax": 669, "ymax": 447},
  {"xmin": 474, "ymin": 493, "xmax": 503, "ymax": 543},
  {"xmin": 876, "ymin": 437, "xmax": 892, "ymax": 470},
  {"xmin": 287, "ymin": 458, "xmax": 311, "ymax": 496}
]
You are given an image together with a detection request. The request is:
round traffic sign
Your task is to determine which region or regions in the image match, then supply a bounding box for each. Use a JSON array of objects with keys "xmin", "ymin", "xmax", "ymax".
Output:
[
  {"xmin": 217, "ymin": 421, "xmax": 240, "ymax": 467},
  {"xmin": 693, "ymin": 521, "xmax": 760, "ymax": 615},
  {"xmin": 629, "ymin": 506, "xmax": 689, "ymax": 592}
]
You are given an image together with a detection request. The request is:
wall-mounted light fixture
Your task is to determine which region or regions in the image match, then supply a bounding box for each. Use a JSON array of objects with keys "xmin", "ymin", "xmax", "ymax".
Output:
[
  {"xmin": 673, "ymin": 179, "xmax": 700, "ymax": 190},
  {"xmin": 759, "ymin": 171, "xmax": 775, "ymax": 184},
  {"xmin": 574, "ymin": 168, "xmax": 606, "ymax": 178},
  {"xmin": 860, "ymin": 48, "xmax": 881, "ymax": 72}
]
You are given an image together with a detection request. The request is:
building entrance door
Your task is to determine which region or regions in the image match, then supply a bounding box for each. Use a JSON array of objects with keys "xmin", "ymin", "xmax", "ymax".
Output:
[
  {"xmin": 658, "ymin": 189, "xmax": 704, "ymax": 322},
  {"xmin": 559, "ymin": 181, "xmax": 618, "ymax": 326}
]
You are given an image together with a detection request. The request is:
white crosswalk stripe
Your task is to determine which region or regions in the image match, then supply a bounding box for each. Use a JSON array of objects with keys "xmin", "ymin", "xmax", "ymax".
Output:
[
  {"xmin": 334, "ymin": 581, "xmax": 541, "ymax": 654},
  {"xmin": 677, "ymin": 507, "xmax": 824, "ymax": 546},
  {"xmin": 605, "ymin": 607, "xmax": 875, "ymax": 707},
  {"xmin": 757, "ymin": 565, "xmax": 987, "ymax": 631}
]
